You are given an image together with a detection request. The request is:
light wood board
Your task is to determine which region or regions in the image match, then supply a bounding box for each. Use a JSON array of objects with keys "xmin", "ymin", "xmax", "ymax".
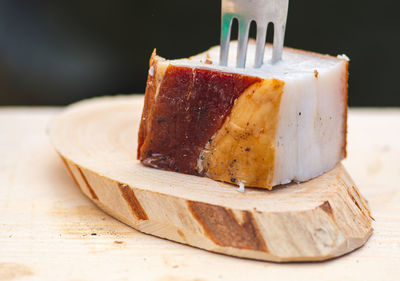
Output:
[
  {"xmin": 48, "ymin": 96, "xmax": 372, "ymax": 262},
  {"xmin": 0, "ymin": 96, "xmax": 399, "ymax": 281}
]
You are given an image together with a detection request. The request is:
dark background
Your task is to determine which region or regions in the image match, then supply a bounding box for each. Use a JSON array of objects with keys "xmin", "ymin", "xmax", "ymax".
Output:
[{"xmin": 1, "ymin": 0, "xmax": 399, "ymax": 106}]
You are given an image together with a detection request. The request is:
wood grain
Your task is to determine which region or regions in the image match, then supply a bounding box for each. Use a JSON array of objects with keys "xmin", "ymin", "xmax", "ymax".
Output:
[
  {"xmin": 188, "ymin": 202, "xmax": 268, "ymax": 252},
  {"xmin": 47, "ymin": 96, "xmax": 372, "ymax": 262},
  {"xmin": 118, "ymin": 183, "xmax": 149, "ymax": 221},
  {"xmin": 1, "ymin": 98, "xmax": 399, "ymax": 280}
]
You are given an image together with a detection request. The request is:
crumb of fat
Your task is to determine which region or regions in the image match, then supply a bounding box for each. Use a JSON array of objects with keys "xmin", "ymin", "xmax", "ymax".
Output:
[
  {"xmin": 196, "ymin": 151, "xmax": 205, "ymax": 174},
  {"xmin": 199, "ymin": 56, "xmax": 213, "ymax": 65},
  {"xmin": 337, "ymin": 54, "xmax": 350, "ymax": 61},
  {"xmin": 237, "ymin": 182, "xmax": 245, "ymax": 193},
  {"xmin": 149, "ymin": 66, "xmax": 154, "ymax": 76}
]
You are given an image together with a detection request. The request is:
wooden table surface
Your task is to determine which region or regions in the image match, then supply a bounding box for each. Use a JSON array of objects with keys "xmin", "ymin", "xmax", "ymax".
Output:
[{"xmin": 1, "ymin": 99, "xmax": 399, "ymax": 281}]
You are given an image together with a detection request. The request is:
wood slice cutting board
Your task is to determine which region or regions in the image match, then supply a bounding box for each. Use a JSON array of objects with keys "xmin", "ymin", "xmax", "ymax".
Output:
[{"xmin": 48, "ymin": 96, "xmax": 373, "ymax": 262}]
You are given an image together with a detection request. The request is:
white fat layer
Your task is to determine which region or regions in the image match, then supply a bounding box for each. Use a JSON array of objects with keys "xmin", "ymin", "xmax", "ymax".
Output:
[
  {"xmin": 159, "ymin": 42, "xmax": 347, "ymax": 186},
  {"xmin": 166, "ymin": 42, "xmax": 347, "ymax": 81},
  {"xmin": 273, "ymin": 64, "xmax": 346, "ymax": 185}
]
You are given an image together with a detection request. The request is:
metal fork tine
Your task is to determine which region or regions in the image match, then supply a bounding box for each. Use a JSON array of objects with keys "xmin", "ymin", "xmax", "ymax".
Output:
[
  {"xmin": 254, "ymin": 23, "xmax": 268, "ymax": 68},
  {"xmin": 272, "ymin": 21, "xmax": 286, "ymax": 63},
  {"xmin": 220, "ymin": 0, "xmax": 289, "ymax": 68},
  {"xmin": 236, "ymin": 19, "xmax": 251, "ymax": 68},
  {"xmin": 220, "ymin": 14, "xmax": 234, "ymax": 66}
]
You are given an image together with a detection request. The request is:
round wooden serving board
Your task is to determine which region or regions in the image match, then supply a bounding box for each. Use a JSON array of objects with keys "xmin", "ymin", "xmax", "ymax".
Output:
[{"xmin": 49, "ymin": 95, "xmax": 373, "ymax": 262}]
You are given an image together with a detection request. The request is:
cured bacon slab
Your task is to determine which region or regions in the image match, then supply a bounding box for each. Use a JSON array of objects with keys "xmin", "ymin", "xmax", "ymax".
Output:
[{"xmin": 138, "ymin": 42, "xmax": 348, "ymax": 189}]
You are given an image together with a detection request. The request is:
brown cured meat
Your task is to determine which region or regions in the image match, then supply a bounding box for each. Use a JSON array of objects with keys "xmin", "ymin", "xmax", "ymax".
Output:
[
  {"xmin": 138, "ymin": 55, "xmax": 261, "ymax": 175},
  {"xmin": 138, "ymin": 42, "xmax": 348, "ymax": 189}
]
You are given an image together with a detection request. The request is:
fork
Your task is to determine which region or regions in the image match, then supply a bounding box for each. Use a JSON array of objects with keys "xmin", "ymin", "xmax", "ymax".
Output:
[{"xmin": 219, "ymin": 0, "xmax": 289, "ymax": 68}]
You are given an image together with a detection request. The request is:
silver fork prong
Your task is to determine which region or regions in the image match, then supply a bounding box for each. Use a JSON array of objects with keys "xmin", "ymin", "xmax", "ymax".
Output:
[
  {"xmin": 272, "ymin": 21, "xmax": 286, "ymax": 63},
  {"xmin": 220, "ymin": 14, "xmax": 234, "ymax": 66},
  {"xmin": 236, "ymin": 18, "xmax": 251, "ymax": 68},
  {"xmin": 220, "ymin": 0, "xmax": 289, "ymax": 68},
  {"xmin": 254, "ymin": 23, "xmax": 268, "ymax": 68}
]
